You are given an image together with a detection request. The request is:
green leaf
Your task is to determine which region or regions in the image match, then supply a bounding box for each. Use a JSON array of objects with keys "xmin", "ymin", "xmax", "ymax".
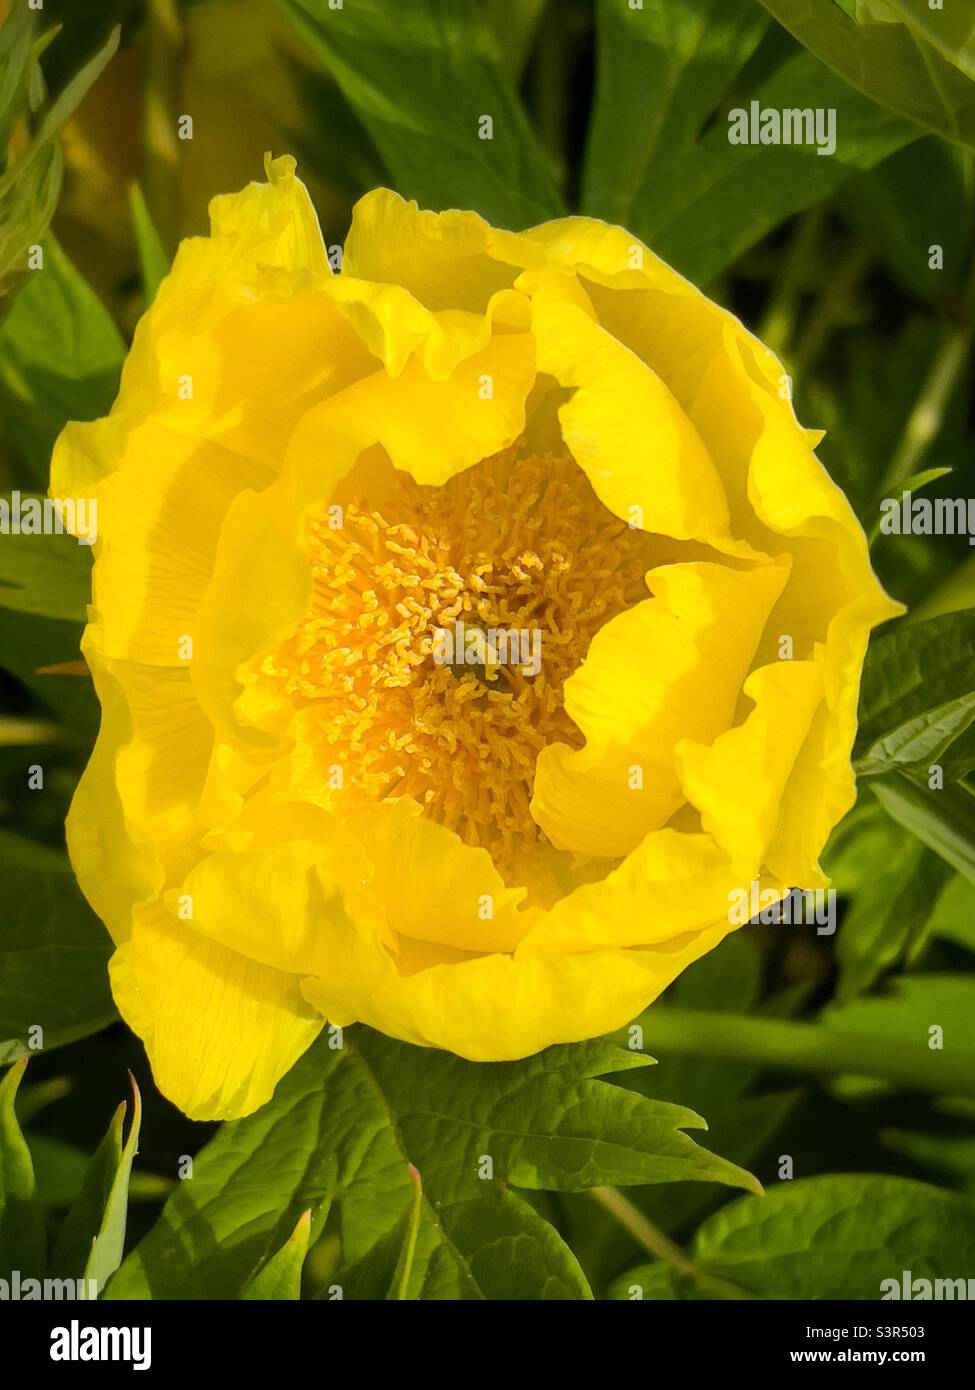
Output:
[
  {"xmin": 610, "ymin": 1174, "xmax": 975, "ymax": 1298},
  {"xmin": 0, "ymin": 25, "xmax": 120, "ymax": 313},
  {"xmin": 0, "ymin": 1059, "xmax": 45, "ymax": 1279},
  {"xmin": 0, "ymin": 607, "xmax": 97, "ymax": 741},
  {"xmin": 825, "ymin": 799, "xmax": 949, "ymax": 998},
  {"xmin": 631, "ymin": 50, "xmax": 915, "ymax": 283},
  {"xmin": 0, "ymin": 832, "xmax": 116, "ymax": 1065},
  {"xmin": 0, "ymin": 234, "xmax": 123, "ymax": 488},
  {"xmin": 871, "ymin": 774, "xmax": 975, "ymax": 888},
  {"xmin": 759, "ymin": 0, "xmax": 975, "ymax": 149},
  {"xmin": 28, "ymin": 1134, "xmax": 170, "ymax": 1210},
  {"xmin": 844, "ymin": 139, "xmax": 972, "ymax": 303},
  {"xmin": 0, "ymin": 517, "xmax": 91, "ymax": 621},
  {"xmin": 0, "ymin": 5, "xmax": 37, "ymax": 155},
  {"xmin": 106, "ymin": 1029, "xmax": 756, "ymax": 1301},
  {"xmin": 389, "ymin": 1165, "xmax": 422, "ymax": 1301},
  {"xmin": 278, "ymin": 0, "xmax": 563, "ymax": 228},
  {"xmin": 50, "ymin": 1077, "xmax": 142, "ymax": 1291},
  {"xmin": 823, "ymin": 972, "xmax": 975, "ymax": 1073},
  {"xmin": 128, "ymin": 183, "xmax": 169, "ymax": 308},
  {"xmin": 584, "ymin": 0, "xmax": 770, "ymax": 226},
  {"xmin": 855, "ymin": 612, "xmax": 975, "ymax": 775},
  {"xmin": 877, "ymin": 1, "xmax": 975, "ymax": 83},
  {"xmin": 926, "ymin": 873, "xmax": 975, "ymax": 954},
  {"xmin": 240, "ymin": 1210, "xmax": 313, "ymax": 1301}
]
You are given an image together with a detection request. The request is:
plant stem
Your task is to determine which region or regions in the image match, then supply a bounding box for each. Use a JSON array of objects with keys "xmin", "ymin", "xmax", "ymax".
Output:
[
  {"xmin": 882, "ymin": 325, "xmax": 972, "ymax": 490},
  {"xmin": 143, "ymin": 0, "xmax": 183, "ymax": 255},
  {"xmin": 588, "ymin": 1187, "xmax": 753, "ymax": 1299},
  {"xmin": 759, "ymin": 207, "xmax": 824, "ymax": 358},
  {"xmin": 791, "ymin": 239, "xmax": 872, "ymax": 378},
  {"xmin": 881, "ymin": 257, "xmax": 975, "ymax": 491},
  {"xmin": 637, "ymin": 1008, "xmax": 975, "ymax": 1100}
]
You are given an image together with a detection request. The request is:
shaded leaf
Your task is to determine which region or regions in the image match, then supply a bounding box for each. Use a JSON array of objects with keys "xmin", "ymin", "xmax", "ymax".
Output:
[
  {"xmin": 760, "ymin": 0, "xmax": 975, "ymax": 148},
  {"xmin": 0, "ymin": 832, "xmax": 115, "ymax": 1065},
  {"xmin": 280, "ymin": 0, "xmax": 563, "ymax": 228},
  {"xmin": 0, "ymin": 1059, "xmax": 45, "ymax": 1278}
]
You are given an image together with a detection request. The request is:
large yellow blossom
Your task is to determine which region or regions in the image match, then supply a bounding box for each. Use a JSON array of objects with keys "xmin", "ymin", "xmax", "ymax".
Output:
[{"xmin": 52, "ymin": 157, "xmax": 900, "ymax": 1120}]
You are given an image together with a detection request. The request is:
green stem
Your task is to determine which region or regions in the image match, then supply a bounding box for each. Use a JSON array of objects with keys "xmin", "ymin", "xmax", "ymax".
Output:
[
  {"xmin": 882, "ymin": 325, "xmax": 973, "ymax": 490},
  {"xmin": 638, "ymin": 1008, "xmax": 975, "ymax": 1100},
  {"xmin": 759, "ymin": 207, "xmax": 824, "ymax": 358},
  {"xmin": 881, "ymin": 257, "xmax": 975, "ymax": 491},
  {"xmin": 142, "ymin": 0, "xmax": 183, "ymax": 254},
  {"xmin": 588, "ymin": 1187, "xmax": 753, "ymax": 1299},
  {"xmin": 791, "ymin": 239, "xmax": 872, "ymax": 378},
  {"xmin": 485, "ymin": 0, "xmax": 548, "ymax": 82}
]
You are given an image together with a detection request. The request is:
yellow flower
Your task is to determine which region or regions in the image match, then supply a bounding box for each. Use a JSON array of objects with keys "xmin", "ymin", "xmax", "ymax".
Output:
[{"xmin": 51, "ymin": 156, "xmax": 900, "ymax": 1120}]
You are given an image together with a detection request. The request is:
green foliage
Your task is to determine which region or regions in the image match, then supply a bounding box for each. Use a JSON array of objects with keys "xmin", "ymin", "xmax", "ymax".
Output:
[
  {"xmin": 0, "ymin": 12, "xmax": 119, "ymax": 315},
  {"xmin": 279, "ymin": 0, "xmax": 564, "ymax": 227},
  {"xmin": 609, "ymin": 1175, "xmax": 975, "ymax": 1298},
  {"xmin": 0, "ymin": 234, "xmax": 123, "ymax": 490},
  {"xmin": 0, "ymin": 1061, "xmax": 45, "ymax": 1279},
  {"xmin": 105, "ymin": 1028, "xmax": 756, "ymax": 1301},
  {"xmin": 0, "ymin": 833, "xmax": 115, "ymax": 1065},
  {"xmin": 759, "ymin": 0, "xmax": 975, "ymax": 148},
  {"xmin": 856, "ymin": 612, "xmax": 975, "ymax": 777},
  {"xmin": 584, "ymin": 0, "xmax": 916, "ymax": 282}
]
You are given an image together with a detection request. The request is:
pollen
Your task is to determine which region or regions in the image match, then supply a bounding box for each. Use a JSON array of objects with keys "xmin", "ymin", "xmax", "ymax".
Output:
[{"xmin": 257, "ymin": 445, "xmax": 653, "ymax": 875}]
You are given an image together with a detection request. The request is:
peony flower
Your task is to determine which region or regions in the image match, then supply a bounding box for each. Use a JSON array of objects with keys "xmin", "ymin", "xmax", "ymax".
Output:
[{"xmin": 52, "ymin": 156, "xmax": 900, "ymax": 1120}]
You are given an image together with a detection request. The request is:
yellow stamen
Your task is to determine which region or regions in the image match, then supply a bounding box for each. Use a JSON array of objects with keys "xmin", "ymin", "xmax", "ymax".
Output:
[{"xmin": 257, "ymin": 446, "xmax": 652, "ymax": 873}]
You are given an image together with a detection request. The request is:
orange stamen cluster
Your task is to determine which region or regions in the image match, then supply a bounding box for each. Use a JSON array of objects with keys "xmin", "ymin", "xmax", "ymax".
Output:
[{"xmin": 257, "ymin": 446, "xmax": 652, "ymax": 872}]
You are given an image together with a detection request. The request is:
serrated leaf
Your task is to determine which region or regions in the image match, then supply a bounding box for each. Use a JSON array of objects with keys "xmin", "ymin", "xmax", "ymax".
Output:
[
  {"xmin": 0, "ymin": 234, "xmax": 123, "ymax": 487},
  {"xmin": 0, "ymin": 1059, "xmax": 45, "ymax": 1279},
  {"xmin": 240, "ymin": 1210, "xmax": 313, "ymax": 1301},
  {"xmin": 106, "ymin": 1029, "xmax": 756, "ymax": 1301},
  {"xmin": 0, "ymin": 832, "xmax": 116, "ymax": 1065},
  {"xmin": 759, "ymin": 0, "xmax": 975, "ymax": 149},
  {"xmin": 279, "ymin": 0, "xmax": 563, "ymax": 228},
  {"xmin": 0, "ymin": 517, "xmax": 91, "ymax": 621},
  {"xmin": 611, "ymin": 1174, "xmax": 975, "ymax": 1298}
]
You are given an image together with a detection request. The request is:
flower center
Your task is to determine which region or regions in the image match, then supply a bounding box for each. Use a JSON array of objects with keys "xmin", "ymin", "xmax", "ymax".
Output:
[{"xmin": 258, "ymin": 446, "xmax": 652, "ymax": 872}]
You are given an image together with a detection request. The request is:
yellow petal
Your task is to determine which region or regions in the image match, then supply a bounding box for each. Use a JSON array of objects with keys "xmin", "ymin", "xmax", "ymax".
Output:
[
  {"xmin": 532, "ymin": 558, "xmax": 789, "ymax": 856},
  {"xmin": 110, "ymin": 904, "xmax": 322, "ymax": 1121}
]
